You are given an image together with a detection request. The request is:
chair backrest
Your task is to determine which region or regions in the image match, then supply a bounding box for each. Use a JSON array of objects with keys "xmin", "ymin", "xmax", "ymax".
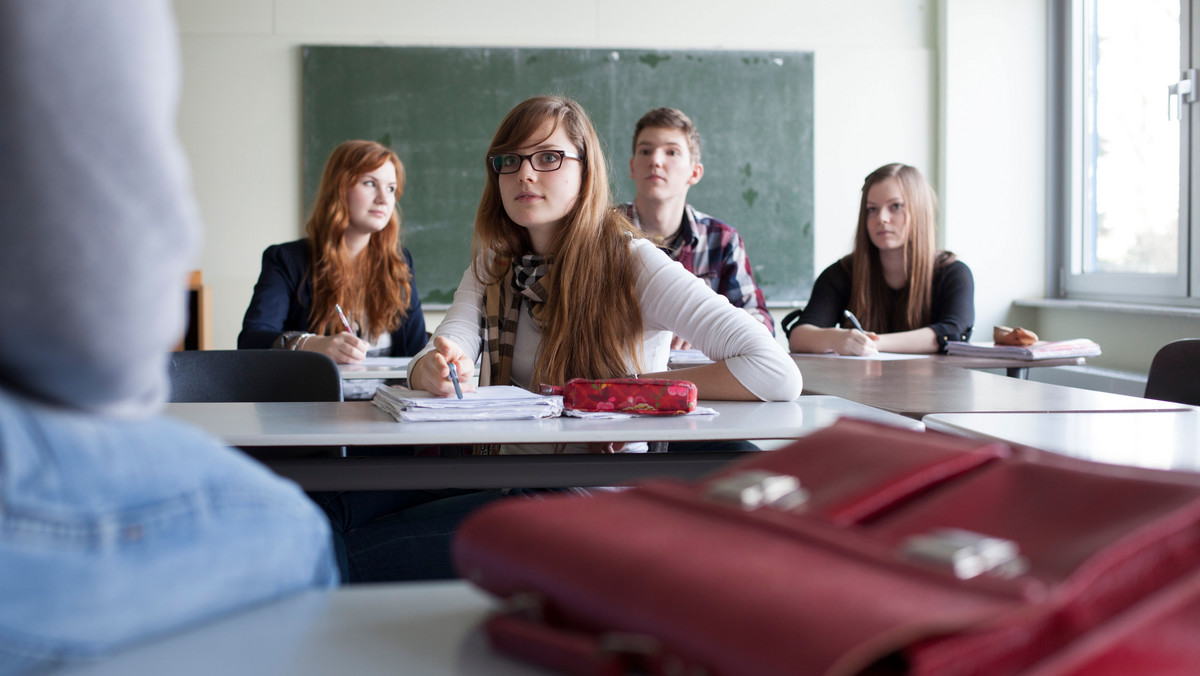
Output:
[
  {"xmin": 1145, "ymin": 339, "xmax": 1200, "ymax": 406},
  {"xmin": 168, "ymin": 350, "xmax": 343, "ymax": 403}
]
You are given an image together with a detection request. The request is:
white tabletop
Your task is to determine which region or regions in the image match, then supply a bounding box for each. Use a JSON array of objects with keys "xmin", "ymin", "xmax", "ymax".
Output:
[
  {"xmin": 61, "ymin": 582, "xmax": 539, "ymax": 676},
  {"xmin": 165, "ymin": 395, "xmax": 922, "ymax": 447},
  {"xmin": 924, "ymin": 408, "xmax": 1200, "ymax": 473}
]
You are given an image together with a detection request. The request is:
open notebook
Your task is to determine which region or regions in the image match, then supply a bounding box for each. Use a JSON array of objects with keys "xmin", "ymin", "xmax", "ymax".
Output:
[{"xmin": 373, "ymin": 385, "xmax": 563, "ymax": 422}]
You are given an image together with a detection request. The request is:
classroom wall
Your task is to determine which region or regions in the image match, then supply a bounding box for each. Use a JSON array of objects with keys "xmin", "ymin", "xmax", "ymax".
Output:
[
  {"xmin": 939, "ymin": 0, "xmax": 1047, "ymax": 346},
  {"xmin": 173, "ymin": 0, "xmax": 1049, "ymax": 359}
]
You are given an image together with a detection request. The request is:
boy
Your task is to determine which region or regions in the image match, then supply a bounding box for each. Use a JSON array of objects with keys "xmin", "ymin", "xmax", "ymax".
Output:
[{"xmin": 622, "ymin": 107, "xmax": 774, "ymax": 348}]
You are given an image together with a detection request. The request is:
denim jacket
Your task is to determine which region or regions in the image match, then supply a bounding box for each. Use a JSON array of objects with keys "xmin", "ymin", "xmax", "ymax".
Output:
[{"xmin": 0, "ymin": 389, "xmax": 338, "ymax": 672}]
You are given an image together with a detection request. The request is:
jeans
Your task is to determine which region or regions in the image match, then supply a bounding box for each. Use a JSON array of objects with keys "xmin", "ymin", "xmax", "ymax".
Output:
[
  {"xmin": 311, "ymin": 489, "xmax": 511, "ymax": 583},
  {"xmin": 0, "ymin": 389, "xmax": 338, "ymax": 674}
]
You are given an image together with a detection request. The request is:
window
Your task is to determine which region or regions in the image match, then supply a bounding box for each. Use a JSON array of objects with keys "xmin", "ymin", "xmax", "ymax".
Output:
[{"xmin": 1052, "ymin": 0, "xmax": 1198, "ymax": 302}]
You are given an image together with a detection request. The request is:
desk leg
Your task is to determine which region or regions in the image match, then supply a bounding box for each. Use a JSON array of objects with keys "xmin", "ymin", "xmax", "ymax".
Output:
[{"xmin": 1006, "ymin": 366, "xmax": 1030, "ymax": 379}]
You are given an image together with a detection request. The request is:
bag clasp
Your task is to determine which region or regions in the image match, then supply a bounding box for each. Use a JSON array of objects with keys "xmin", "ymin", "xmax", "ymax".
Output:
[
  {"xmin": 902, "ymin": 528, "xmax": 1029, "ymax": 580},
  {"xmin": 707, "ymin": 470, "xmax": 809, "ymax": 511}
]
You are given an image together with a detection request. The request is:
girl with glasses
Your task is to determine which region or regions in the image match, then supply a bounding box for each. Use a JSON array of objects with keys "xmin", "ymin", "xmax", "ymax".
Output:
[{"xmin": 407, "ymin": 95, "xmax": 801, "ymax": 454}]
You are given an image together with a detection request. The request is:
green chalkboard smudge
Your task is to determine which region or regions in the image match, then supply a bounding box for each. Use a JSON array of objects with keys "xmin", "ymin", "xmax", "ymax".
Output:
[
  {"xmin": 742, "ymin": 187, "xmax": 759, "ymax": 208},
  {"xmin": 378, "ymin": 132, "xmax": 393, "ymax": 149},
  {"xmin": 639, "ymin": 54, "xmax": 670, "ymax": 68},
  {"xmin": 425, "ymin": 289, "xmax": 455, "ymax": 305},
  {"xmin": 741, "ymin": 162, "xmax": 752, "ymax": 178}
]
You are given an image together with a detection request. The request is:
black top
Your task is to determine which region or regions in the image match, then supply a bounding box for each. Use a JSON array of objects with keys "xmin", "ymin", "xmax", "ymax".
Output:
[
  {"xmin": 238, "ymin": 239, "xmax": 428, "ymax": 355},
  {"xmin": 782, "ymin": 254, "xmax": 974, "ymax": 352}
]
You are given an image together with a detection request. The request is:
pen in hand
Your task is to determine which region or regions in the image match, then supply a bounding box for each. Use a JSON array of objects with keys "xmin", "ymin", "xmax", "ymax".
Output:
[
  {"xmin": 446, "ymin": 362, "xmax": 464, "ymax": 399},
  {"xmin": 335, "ymin": 304, "xmax": 355, "ymax": 336},
  {"xmin": 843, "ymin": 309, "xmax": 867, "ymax": 334}
]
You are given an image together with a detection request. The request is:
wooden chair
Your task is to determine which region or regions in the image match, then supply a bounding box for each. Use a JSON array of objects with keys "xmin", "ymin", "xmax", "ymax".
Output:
[
  {"xmin": 1144, "ymin": 339, "xmax": 1200, "ymax": 406},
  {"xmin": 175, "ymin": 270, "xmax": 211, "ymax": 350}
]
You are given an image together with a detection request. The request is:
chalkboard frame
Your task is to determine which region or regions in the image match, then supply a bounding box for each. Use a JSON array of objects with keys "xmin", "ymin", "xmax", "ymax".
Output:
[{"xmin": 302, "ymin": 45, "xmax": 814, "ymax": 305}]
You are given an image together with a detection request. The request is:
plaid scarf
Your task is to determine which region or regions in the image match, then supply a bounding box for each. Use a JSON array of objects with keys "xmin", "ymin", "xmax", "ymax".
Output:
[{"xmin": 483, "ymin": 254, "xmax": 551, "ymax": 387}]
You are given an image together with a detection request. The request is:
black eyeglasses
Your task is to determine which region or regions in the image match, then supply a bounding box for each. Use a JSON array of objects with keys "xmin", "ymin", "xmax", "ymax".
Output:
[{"xmin": 488, "ymin": 150, "xmax": 583, "ymax": 174}]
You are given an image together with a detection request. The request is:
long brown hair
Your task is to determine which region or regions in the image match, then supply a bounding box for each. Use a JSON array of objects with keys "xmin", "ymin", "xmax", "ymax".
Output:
[
  {"xmin": 848, "ymin": 163, "xmax": 941, "ymax": 332},
  {"xmin": 474, "ymin": 95, "xmax": 644, "ymax": 386},
  {"xmin": 305, "ymin": 140, "xmax": 411, "ymax": 340}
]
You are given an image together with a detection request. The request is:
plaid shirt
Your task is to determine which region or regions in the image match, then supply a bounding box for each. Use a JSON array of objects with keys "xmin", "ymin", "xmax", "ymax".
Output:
[{"xmin": 621, "ymin": 203, "xmax": 774, "ymax": 334}]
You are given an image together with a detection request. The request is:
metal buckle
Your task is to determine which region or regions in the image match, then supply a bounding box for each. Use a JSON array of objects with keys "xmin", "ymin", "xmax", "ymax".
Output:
[
  {"xmin": 902, "ymin": 528, "xmax": 1029, "ymax": 580},
  {"xmin": 707, "ymin": 470, "xmax": 809, "ymax": 511}
]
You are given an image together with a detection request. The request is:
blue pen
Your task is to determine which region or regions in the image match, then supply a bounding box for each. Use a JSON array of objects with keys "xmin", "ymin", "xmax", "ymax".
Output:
[
  {"xmin": 843, "ymin": 309, "xmax": 867, "ymax": 333},
  {"xmin": 447, "ymin": 362, "xmax": 464, "ymax": 399}
]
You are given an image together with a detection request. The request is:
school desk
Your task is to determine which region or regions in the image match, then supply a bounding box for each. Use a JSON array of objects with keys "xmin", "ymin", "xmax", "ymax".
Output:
[
  {"xmin": 164, "ymin": 396, "xmax": 922, "ymax": 490},
  {"xmin": 337, "ymin": 356, "xmax": 411, "ymax": 380},
  {"xmin": 59, "ymin": 581, "xmax": 531, "ymax": 676},
  {"xmin": 933, "ymin": 353, "xmax": 1087, "ymax": 379},
  {"xmin": 784, "ymin": 351, "xmax": 1087, "ymax": 379},
  {"xmin": 792, "ymin": 355, "xmax": 1190, "ymax": 419},
  {"xmin": 923, "ymin": 409, "xmax": 1200, "ymax": 473}
]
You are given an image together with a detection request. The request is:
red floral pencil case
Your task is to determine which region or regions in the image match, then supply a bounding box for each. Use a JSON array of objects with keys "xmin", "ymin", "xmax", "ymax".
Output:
[{"xmin": 540, "ymin": 378, "xmax": 698, "ymax": 415}]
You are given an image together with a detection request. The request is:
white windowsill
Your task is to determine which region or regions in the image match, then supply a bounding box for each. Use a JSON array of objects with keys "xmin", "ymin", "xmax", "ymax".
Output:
[{"xmin": 1014, "ymin": 298, "xmax": 1200, "ymax": 320}]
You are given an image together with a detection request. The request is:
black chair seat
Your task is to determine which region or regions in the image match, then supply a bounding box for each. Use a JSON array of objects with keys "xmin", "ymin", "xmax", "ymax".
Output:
[{"xmin": 1145, "ymin": 339, "xmax": 1200, "ymax": 406}]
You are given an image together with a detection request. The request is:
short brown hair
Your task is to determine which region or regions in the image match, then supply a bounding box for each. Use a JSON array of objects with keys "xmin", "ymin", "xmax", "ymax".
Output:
[{"xmin": 632, "ymin": 107, "xmax": 701, "ymax": 164}]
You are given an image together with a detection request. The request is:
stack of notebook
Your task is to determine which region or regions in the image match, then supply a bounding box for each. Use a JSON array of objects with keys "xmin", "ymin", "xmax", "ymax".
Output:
[
  {"xmin": 946, "ymin": 338, "xmax": 1102, "ymax": 361},
  {"xmin": 372, "ymin": 385, "xmax": 563, "ymax": 422}
]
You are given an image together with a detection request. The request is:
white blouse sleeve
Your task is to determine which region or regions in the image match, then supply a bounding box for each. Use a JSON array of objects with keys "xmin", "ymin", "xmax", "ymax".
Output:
[
  {"xmin": 633, "ymin": 239, "xmax": 802, "ymax": 401},
  {"xmin": 415, "ymin": 264, "xmax": 486, "ymax": 364}
]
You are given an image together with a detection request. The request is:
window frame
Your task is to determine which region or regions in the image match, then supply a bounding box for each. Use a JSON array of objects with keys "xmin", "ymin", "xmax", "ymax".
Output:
[{"xmin": 1050, "ymin": 0, "xmax": 1198, "ymax": 305}]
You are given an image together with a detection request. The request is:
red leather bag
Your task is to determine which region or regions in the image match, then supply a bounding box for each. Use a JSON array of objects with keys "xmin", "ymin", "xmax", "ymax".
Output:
[
  {"xmin": 542, "ymin": 378, "xmax": 698, "ymax": 415},
  {"xmin": 453, "ymin": 418, "xmax": 1200, "ymax": 676}
]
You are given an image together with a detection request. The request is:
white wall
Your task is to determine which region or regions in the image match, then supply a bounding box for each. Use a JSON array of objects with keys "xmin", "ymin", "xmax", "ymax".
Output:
[
  {"xmin": 173, "ymin": 0, "xmax": 942, "ymax": 348},
  {"xmin": 940, "ymin": 0, "xmax": 1047, "ymax": 338}
]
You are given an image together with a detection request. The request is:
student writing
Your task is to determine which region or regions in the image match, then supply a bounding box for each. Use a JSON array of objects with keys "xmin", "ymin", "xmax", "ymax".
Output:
[
  {"xmin": 408, "ymin": 95, "xmax": 801, "ymax": 455},
  {"xmin": 783, "ymin": 163, "xmax": 974, "ymax": 355},
  {"xmin": 239, "ymin": 140, "xmax": 427, "ymax": 397},
  {"xmin": 619, "ymin": 107, "xmax": 774, "ymax": 348}
]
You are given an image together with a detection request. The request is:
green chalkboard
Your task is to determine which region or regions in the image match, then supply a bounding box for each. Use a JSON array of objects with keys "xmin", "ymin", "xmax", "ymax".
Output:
[{"xmin": 302, "ymin": 46, "xmax": 813, "ymax": 305}]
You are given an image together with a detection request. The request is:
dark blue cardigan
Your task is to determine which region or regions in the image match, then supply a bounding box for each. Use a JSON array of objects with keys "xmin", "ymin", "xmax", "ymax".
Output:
[{"xmin": 237, "ymin": 239, "xmax": 428, "ymax": 355}]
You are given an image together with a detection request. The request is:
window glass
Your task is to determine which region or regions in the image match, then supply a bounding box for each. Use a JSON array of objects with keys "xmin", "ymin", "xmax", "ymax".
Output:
[{"xmin": 1083, "ymin": 0, "xmax": 1181, "ymax": 275}]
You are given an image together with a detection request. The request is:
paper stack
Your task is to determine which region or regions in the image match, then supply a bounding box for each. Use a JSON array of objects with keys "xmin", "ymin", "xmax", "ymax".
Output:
[
  {"xmin": 373, "ymin": 385, "xmax": 563, "ymax": 422},
  {"xmin": 668, "ymin": 348, "xmax": 715, "ymax": 366},
  {"xmin": 946, "ymin": 338, "xmax": 1102, "ymax": 361}
]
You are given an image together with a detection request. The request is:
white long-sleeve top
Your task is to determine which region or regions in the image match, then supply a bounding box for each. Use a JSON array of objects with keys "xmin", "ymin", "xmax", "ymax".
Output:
[{"xmin": 417, "ymin": 238, "xmax": 802, "ymax": 403}]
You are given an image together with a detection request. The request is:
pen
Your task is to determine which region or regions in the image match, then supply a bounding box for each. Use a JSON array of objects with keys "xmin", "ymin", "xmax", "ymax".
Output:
[
  {"xmin": 447, "ymin": 362, "xmax": 464, "ymax": 399},
  {"xmin": 843, "ymin": 309, "xmax": 867, "ymax": 333},
  {"xmin": 335, "ymin": 304, "xmax": 355, "ymax": 336}
]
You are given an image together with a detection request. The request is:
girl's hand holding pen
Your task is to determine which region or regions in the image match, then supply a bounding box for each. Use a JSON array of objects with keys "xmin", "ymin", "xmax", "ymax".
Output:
[
  {"xmin": 834, "ymin": 309, "xmax": 879, "ymax": 355},
  {"xmin": 835, "ymin": 328, "xmax": 880, "ymax": 356},
  {"xmin": 412, "ymin": 336, "xmax": 476, "ymax": 397},
  {"xmin": 295, "ymin": 302, "xmax": 370, "ymax": 364},
  {"xmin": 303, "ymin": 332, "xmax": 369, "ymax": 364}
]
